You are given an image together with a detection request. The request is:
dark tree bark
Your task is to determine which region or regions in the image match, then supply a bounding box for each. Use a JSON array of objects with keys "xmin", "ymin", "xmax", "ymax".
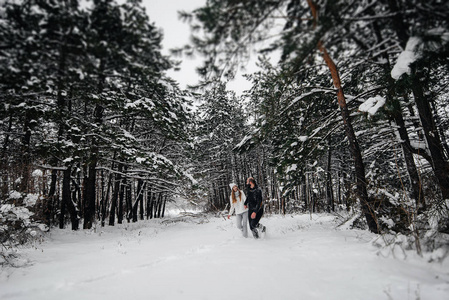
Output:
[
  {"xmin": 46, "ymin": 169, "xmax": 58, "ymax": 227},
  {"xmin": 59, "ymin": 169, "xmax": 67, "ymax": 229},
  {"xmin": 161, "ymin": 196, "xmax": 167, "ymax": 218},
  {"xmin": 61, "ymin": 166, "xmax": 79, "ymax": 230},
  {"xmin": 384, "ymin": 0, "xmax": 449, "ymax": 201},
  {"xmin": 83, "ymin": 160, "xmax": 97, "ymax": 229},
  {"xmin": 19, "ymin": 109, "xmax": 32, "ymax": 195},
  {"xmin": 157, "ymin": 193, "xmax": 163, "ymax": 218},
  {"xmin": 118, "ymin": 174, "xmax": 125, "ymax": 224},
  {"xmin": 412, "ymin": 78, "xmax": 449, "ymax": 200},
  {"xmin": 101, "ymin": 170, "xmax": 112, "ymax": 227},
  {"xmin": 137, "ymin": 179, "xmax": 144, "ymax": 220},
  {"xmin": 392, "ymin": 113, "xmax": 426, "ymax": 210},
  {"xmin": 326, "ymin": 139, "xmax": 334, "ymax": 212},
  {"xmin": 109, "ymin": 164, "xmax": 122, "ymax": 226},
  {"xmin": 147, "ymin": 190, "xmax": 154, "ymax": 219}
]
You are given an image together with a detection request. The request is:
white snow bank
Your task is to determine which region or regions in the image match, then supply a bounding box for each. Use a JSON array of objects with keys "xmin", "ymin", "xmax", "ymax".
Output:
[{"xmin": 0, "ymin": 214, "xmax": 448, "ymax": 300}]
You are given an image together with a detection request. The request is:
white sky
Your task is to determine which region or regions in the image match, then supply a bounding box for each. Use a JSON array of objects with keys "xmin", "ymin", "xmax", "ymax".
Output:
[{"xmin": 142, "ymin": 0, "xmax": 253, "ymax": 95}]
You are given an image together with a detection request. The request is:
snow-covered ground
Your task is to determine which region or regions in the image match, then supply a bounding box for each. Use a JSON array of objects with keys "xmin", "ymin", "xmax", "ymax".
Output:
[{"xmin": 1, "ymin": 213, "xmax": 448, "ymax": 300}]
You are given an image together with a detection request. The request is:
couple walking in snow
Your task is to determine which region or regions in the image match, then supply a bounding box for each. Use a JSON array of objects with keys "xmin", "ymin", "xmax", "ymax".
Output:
[{"xmin": 227, "ymin": 177, "xmax": 266, "ymax": 239}]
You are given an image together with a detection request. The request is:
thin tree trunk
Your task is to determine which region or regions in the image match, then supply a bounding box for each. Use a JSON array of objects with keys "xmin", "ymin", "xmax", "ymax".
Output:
[
  {"xmin": 126, "ymin": 182, "xmax": 132, "ymax": 222},
  {"xmin": 83, "ymin": 160, "xmax": 97, "ymax": 229},
  {"xmin": 61, "ymin": 166, "xmax": 79, "ymax": 230},
  {"xmin": 118, "ymin": 173, "xmax": 125, "ymax": 224},
  {"xmin": 412, "ymin": 80, "xmax": 449, "ymax": 200},
  {"xmin": 393, "ymin": 115, "xmax": 426, "ymax": 210},
  {"xmin": 137, "ymin": 179, "xmax": 144, "ymax": 220},
  {"xmin": 326, "ymin": 138, "xmax": 334, "ymax": 212},
  {"xmin": 161, "ymin": 196, "xmax": 166, "ymax": 218},
  {"xmin": 147, "ymin": 189, "xmax": 153, "ymax": 219},
  {"xmin": 157, "ymin": 193, "xmax": 163, "ymax": 218},
  {"xmin": 59, "ymin": 168, "xmax": 68, "ymax": 229},
  {"xmin": 109, "ymin": 164, "xmax": 122, "ymax": 226}
]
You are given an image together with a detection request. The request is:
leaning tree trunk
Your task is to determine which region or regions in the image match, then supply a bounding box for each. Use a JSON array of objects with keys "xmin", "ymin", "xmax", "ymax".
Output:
[
  {"xmin": 307, "ymin": 0, "xmax": 378, "ymax": 233},
  {"xmin": 318, "ymin": 42, "xmax": 378, "ymax": 233}
]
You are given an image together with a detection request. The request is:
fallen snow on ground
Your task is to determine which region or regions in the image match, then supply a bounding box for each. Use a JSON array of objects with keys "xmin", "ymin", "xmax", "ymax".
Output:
[{"xmin": 1, "ymin": 213, "xmax": 448, "ymax": 300}]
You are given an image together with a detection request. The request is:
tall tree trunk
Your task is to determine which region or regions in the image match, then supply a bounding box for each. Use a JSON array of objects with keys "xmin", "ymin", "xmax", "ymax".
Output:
[
  {"xmin": 412, "ymin": 78, "xmax": 449, "ymax": 200},
  {"xmin": 137, "ymin": 179, "xmax": 144, "ymax": 220},
  {"xmin": 392, "ymin": 114, "xmax": 425, "ymax": 210},
  {"xmin": 385, "ymin": 0, "xmax": 449, "ymax": 200},
  {"xmin": 109, "ymin": 164, "xmax": 122, "ymax": 226},
  {"xmin": 326, "ymin": 138, "xmax": 334, "ymax": 212},
  {"xmin": 307, "ymin": 0, "xmax": 378, "ymax": 232},
  {"xmin": 61, "ymin": 166, "xmax": 79, "ymax": 230},
  {"xmin": 59, "ymin": 169, "xmax": 67, "ymax": 229},
  {"xmin": 1, "ymin": 110, "xmax": 13, "ymax": 199},
  {"xmin": 101, "ymin": 170, "xmax": 112, "ymax": 227},
  {"xmin": 83, "ymin": 160, "xmax": 97, "ymax": 229},
  {"xmin": 19, "ymin": 109, "xmax": 32, "ymax": 195},
  {"xmin": 157, "ymin": 193, "xmax": 163, "ymax": 218},
  {"xmin": 46, "ymin": 169, "xmax": 58, "ymax": 227},
  {"xmin": 147, "ymin": 190, "xmax": 154, "ymax": 219},
  {"xmin": 370, "ymin": 13, "xmax": 426, "ymax": 211},
  {"xmin": 161, "ymin": 196, "xmax": 166, "ymax": 218},
  {"xmin": 118, "ymin": 173, "xmax": 125, "ymax": 224},
  {"xmin": 318, "ymin": 42, "xmax": 378, "ymax": 233},
  {"xmin": 126, "ymin": 182, "xmax": 132, "ymax": 222}
]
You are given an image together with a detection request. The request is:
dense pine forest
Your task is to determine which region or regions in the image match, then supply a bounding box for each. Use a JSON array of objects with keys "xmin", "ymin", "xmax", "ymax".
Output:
[{"xmin": 1, "ymin": 0, "xmax": 449, "ymax": 257}]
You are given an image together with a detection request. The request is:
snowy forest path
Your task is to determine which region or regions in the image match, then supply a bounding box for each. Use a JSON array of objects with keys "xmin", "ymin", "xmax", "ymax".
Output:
[{"xmin": 1, "ymin": 214, "xmax": 448, "ymax": 300}]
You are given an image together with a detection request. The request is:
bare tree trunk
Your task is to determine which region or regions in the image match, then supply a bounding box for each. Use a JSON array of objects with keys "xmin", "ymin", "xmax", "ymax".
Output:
[
  {"xmin": 161, "ymin": 196, "xmax": 167, "ymax": 218},
  {"xmin": 157, "ymin": 193, "xmax": 163, "ymax": 218},
  {"xmin": 83, "ymin": 160, "xmax": 97, "ymax": 229},
  {"xmin": 326, "ymin": 138, "xmax": 334, "ymax": 212},
  {"xmin": 147, "ymin": 189, "xmax": 154, "ymax": 219},
  {"xmin": 118, "ymin": 171, "xmax": 126, "ymax": 224},
  {"xmin": 61, "ymin": 166, "xmax": 79, "ymax": 230},
  {"xmin": 138, "ymin": 179, "xmax": 144, "ymax": 220},
  {"xmin": 109, "ymin": 164, "xmax": 122, "ymax": 226}
]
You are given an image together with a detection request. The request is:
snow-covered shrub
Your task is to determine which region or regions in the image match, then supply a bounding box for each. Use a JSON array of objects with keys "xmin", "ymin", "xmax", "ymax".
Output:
[{"xmin": 0, "ymin": 191, "xmax": 49, "ymax": 247}]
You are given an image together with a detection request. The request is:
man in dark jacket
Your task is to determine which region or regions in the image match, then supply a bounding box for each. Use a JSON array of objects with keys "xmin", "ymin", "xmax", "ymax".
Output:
[{"xmin": 244, "ymin": 177, "xmax": 266, "ymax": 238}]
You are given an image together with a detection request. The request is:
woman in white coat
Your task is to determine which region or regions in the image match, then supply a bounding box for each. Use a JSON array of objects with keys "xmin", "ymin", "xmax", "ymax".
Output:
[{"xmin": 227, "ymin": 183, "xmax": 248, "ymax": 238}]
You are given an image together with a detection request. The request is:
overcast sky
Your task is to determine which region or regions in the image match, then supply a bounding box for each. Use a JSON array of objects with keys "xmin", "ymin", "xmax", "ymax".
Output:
[
  {"xmin": 141, "ymin": 0, "xmax": 205, "ymax": 91},
  {"xmin": 142, "ymin": 0, "xmax": 253, "ymax": 95}
]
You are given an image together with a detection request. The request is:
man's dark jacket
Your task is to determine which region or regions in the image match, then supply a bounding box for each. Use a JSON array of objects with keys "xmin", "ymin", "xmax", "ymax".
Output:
[{"xmin": 245, "ymin": 184, "xmax": 263, "ymax": 213}]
